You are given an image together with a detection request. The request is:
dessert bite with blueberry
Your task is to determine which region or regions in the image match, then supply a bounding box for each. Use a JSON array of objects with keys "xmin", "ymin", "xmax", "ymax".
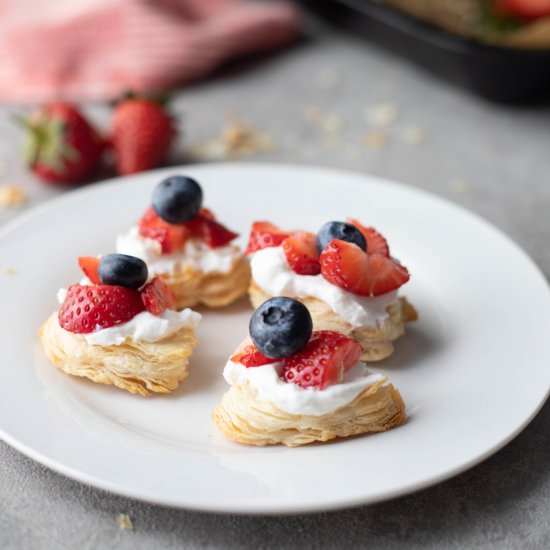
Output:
[
  {"xmin": 213, "ymin": 297, "xmax": 405, "ymax": 447},
  {"xmin": 39, "ymin": 253, "xmax": 201, "ymax": 396},
  {"xmin": 245, "ymin": 219, "xmax": 417, "ymax": 362},
  {"xmin": 116, "ymin": 175, "xmax": 250, "ymax": 309}
]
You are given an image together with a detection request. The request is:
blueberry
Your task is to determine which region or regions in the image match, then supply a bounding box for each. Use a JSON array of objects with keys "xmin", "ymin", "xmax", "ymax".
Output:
[
  {"xmin": 98, "ymin": 254, "xmax": 148, "ymax": 289},
  {"xmin": 249, "ymin": 297, "xmax": 313, "ymax": 359},
  {"xmin": 316, "ymin": 221, "xmax": 367, "ymax": 253},
  {"xmin": 152, "ymin": 175, "xmax": 203, "ymax": 224}
]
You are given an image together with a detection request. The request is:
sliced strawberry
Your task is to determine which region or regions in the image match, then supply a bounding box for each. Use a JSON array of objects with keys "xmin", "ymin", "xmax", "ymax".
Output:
[
  {"xmin": 282, "ymin": 330, "xmax": 362, "ymax": 390},
  {"xmin": 245, "ymin": 221, "xmax": 291, "ymax": 255},
  {"xmin": 199, "ymin": 207, "xmax": 215, "ymax": 220},
  {"xmin": 197, "ymin": 217, "xmax": 238, "ymax": 248},
  {"xmin": 320, "ymin": 239, "xmax": 409, "ymax": 297},
  {"xmin": 282, "ymin": 232, "xmax": 320, "ymax": 275},
  {"xmin": 138, "ymin": 206, "xmax": 191, "ymax": 254},
  {"xmin": 187, "ymin": 213, "xmax": 238, "ymax": 248},
  {"xmin": 348, "ymin": 218, "xmax": 390, "ymax": 257},
  {"xmin": 77, "ymin": 256, "xmax": 101, "ymax": 284},
  {"xmin": 230, "ymin": 338, "xmax": 278, "ymax": 367},
  {"xmin": 139, "ymin": 206, "xmax": 236, "ymax": 251},
  {"xmin": 58, "ymin": 284, "xmax": 145, "ymax": 334},
  {"xmin": 140, "ymin": 276, "xmax": 176, "ymax": 315}
]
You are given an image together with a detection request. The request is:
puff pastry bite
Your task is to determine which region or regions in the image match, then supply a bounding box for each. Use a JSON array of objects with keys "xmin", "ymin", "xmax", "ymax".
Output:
[
  {"xmin": 116, "ymin": 174, "xmax": 250, "ymax": 309},
  {"xmin": 213, "ymin": 298, "xmax": 405, "ymax": 447},
  {"xmin": 40, "ymin": 254, "xmax": 201, "ymax": 396},
  {"xmin": 244, "ymin": 220, "xmax": 417, "ymax": 361}
]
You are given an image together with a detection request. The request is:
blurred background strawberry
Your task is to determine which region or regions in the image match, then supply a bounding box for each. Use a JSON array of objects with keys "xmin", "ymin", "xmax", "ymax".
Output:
[
  {"xmin": 21, "ymin": 102, "xmax": 104, "ymax": 185},
  {"xmin": 111, "ymin": 96, "xmax": 175, "ymax": 176}
]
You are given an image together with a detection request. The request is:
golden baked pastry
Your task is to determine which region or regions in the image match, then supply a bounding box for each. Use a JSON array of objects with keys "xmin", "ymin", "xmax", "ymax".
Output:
[
  {"xmin": 40, "ymin": 312, "xmax": 197, "ymax": 396},
  {"xmin": 117, "ymin": 174, "xmax": 250, "ymax": 310},
  {"xmin": 161, "ymin": 253, "xmax": 251, "ymax": 309},
  {"xmin": 213, "ymin": 377, "xmax": 405, "ymax": 447},
  {"xmin": 249, "ymin": 281, "xmax": 417, "ymax": 362}
]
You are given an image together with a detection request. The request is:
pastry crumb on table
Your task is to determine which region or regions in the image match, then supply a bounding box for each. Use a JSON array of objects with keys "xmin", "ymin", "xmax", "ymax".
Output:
[
  {"xmin": 0, "ymin": 184, "xmax": 27, "ymax": 207},
  {"xmin": 304, "ymin": 104, "xmax": 324, "ymax": 124},
  {"xmin": 364, "ymin": 103, "xmax": 398, "ymax": 127},
  {"xmin": 449, "ymin": 178, "xmax": 472, "ymax": 195},
  {"xmin": 187, "ymin": 117, "xmax": 274, "ymax": 162},
  {"xmin": 400, "ymin": 126, "xmax": 426, "ymax": 144},
  {"xmin": 364, "ymin": 129, "xmax": 389, "ymax": 150},
  {"xmin": 116, "ymin": 513, "xmax": 133, "ymax": 531},
  {"xmin": 317, "ymin": 67, "xmax": 342, "ymax": 91}
]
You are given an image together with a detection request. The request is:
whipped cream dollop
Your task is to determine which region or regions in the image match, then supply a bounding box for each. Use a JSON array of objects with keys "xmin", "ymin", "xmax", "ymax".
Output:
[
  {"xmin": 250, "ymin": 247, "xmax": 398, "ymax": 328},
  {"xmin": 56, "ymin": 287, "xmax": 201, "ymax": 345},
  {"xmin": 116, "ymin": 226, "xmax": 240, "ymax": 275},
  {"xmin": 83, "ymin": 308, "xmax": 201, "ymax": 345},
  {"xmin": 56, "ymin": 287, "xmax": 68, "ymax": 304},
  {"xmin": 224, "ymin": 360, "xmax": 386, "ymax": 416}
]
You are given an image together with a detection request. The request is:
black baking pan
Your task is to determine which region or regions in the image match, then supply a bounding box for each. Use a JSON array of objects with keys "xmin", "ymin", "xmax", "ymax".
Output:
[{"xmin": 301, "ymin": 0, "xmax": 550, "ymax": 103}]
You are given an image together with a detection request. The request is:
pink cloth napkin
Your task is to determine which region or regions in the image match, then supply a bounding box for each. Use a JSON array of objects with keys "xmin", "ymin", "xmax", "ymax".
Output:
[{"xmin": 0, "ymin": 0, "xmax": 301, "ymax": 103}]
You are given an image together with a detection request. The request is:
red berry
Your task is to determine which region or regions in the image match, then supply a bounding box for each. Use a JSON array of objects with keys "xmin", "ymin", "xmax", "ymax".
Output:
[
  {"xmin": 139, "ymin": 207, "xmax": 237, "ymax": 252},
  {"xmin": 23, "ymin": 102, "xmax": 104, "ymax": 185},
  {"xmin": 319, "ymin": 239, "xmax": 409, "ymax": 297},
  {"xmin": 245, "ymin": 221, "xmax": 291, "ymax": 255},
  {"xmin": 282, "ymin": 331, "xmax": 362, "ymax": 390},
  {"xmin": 111, "ymin": 98, "xmax": 174, "ymax": 175},
  {"xmin": 282, "ymin": 232, "xmax": 321, "ymax": 275},
  {"xmin": 58, "ymin": 284, "xmax": 145, "ymax": 334},
  {"xmin": 186, "ymin": 213, "xmax": 238, "ymax": 248},
  {"xmin": 138, "ymin": 206, "xmax": 191, "ymax": 254},
  {"xmin": 230, "ymin": 339, "xmax": 278, "ymax": 367},
  {"xmin": 498, "ymin": 0, "xmax": 550, "ymax": 20},
  {"xmin": 140, "ymin": 276, "xmax": 176, "ymax": 315},
  {"xmin": 77, "ymin": 256, "xmax": 101, "ymax": 285},
  {"xmin": 348, "ymin": 218, "xmax": 390, "ymax": 257},
  {"xmin": 198, "ymin": 207, "xmax": 216, "ymax": 220}
]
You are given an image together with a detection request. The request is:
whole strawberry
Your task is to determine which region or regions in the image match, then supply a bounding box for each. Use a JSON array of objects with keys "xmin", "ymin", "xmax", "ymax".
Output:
[
  {"xmin": 111, "ymin": 97, "xmax": 175, "ymax": 175},
  {"xmin": 23, "ymin": 102, "xmax": 105, "ymax": 185}
]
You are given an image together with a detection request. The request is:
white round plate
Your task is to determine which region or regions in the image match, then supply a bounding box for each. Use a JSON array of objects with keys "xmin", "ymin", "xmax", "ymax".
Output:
[{"xmin": 0, "ymin": 163, "xmax": 548, "ymax": 514}]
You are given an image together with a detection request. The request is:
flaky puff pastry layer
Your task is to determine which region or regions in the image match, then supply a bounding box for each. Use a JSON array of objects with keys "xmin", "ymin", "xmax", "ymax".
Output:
[
  {"xmin": 249, "ymin": 282, "xmax": 417, "ymax": 362},
  {"xmin": 161, "ymin": 252, "xmax": 250, "ymax": 309},
  {"xmin": 39, "ymin": 312, "xmax": 197, "ymax": 396},
  {"xmin": 213, "ymin": 378, "xmax": 405, "ymax": 447}
]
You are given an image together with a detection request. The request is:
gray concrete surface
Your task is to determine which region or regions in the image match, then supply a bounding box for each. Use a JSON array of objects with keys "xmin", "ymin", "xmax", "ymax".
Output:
[{"xmin": 1, "ymin": 10, "xmax": 550, "ymax": 550}]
